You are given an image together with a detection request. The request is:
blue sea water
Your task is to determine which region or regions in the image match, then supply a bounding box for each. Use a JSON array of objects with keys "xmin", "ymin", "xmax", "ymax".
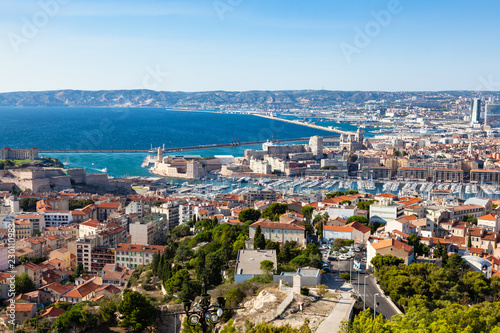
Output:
[
  {"xmin": 0, "ymin": 108, "xmax": 333, "ymax": 150},
  {"xmin": 1, "ymin": 107, "xmax": 356, "ymax": 177}
]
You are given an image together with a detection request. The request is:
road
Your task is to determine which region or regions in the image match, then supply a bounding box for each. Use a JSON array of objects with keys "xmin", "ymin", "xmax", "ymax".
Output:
[{"xmin": 320, "ymin": 248, "xmax": 400, "ymax": 320}]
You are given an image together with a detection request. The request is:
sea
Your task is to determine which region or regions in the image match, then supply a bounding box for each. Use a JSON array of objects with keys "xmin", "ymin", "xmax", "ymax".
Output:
[{"xmin": 0, "ymin": 107, "xmax": 366, "ymax": 178}]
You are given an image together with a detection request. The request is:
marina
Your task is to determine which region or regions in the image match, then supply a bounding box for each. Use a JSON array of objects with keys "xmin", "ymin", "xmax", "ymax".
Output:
[{"xmin": 159, "ymin": 175, "xmax": 500, "ymax": 201}]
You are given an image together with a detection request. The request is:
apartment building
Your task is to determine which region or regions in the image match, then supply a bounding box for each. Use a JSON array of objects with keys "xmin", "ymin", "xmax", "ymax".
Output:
[
  {"xmin": 114, "ymin": 243, "xmax": 165, "ymax": 269},
  {"xmin": 129, "ymin": 213, "xmax": 167, "ymax": 245}
]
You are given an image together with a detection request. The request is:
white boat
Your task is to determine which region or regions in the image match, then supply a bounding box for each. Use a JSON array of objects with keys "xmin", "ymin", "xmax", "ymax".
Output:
[
  {"xmin": 101, "ymin": 167, "xmax": 108, "ymax": 173},
  {"xmin": 63, "ymin": 155, "xmax": 70, "ymax": 166}
]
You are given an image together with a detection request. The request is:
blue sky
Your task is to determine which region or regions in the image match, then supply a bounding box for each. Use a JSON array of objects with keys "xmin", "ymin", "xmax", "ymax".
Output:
[{"xmin": 0, "ymin": 0, "xmax": 499, "ymax": 92}]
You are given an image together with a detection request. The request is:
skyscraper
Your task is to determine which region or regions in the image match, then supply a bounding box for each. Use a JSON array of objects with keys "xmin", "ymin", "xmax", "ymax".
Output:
[
  {"xmin": 485, "ymin": 103, "xmax": 500, "ymax": 128},
  {"xmin": 470, "ymin": 98, "xmax": 481, "ymax": 125}
]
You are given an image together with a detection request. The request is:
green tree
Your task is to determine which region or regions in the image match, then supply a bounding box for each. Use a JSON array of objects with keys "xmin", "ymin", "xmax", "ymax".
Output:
[
  {"xmin": 68, "ymin": 199, "xmax": 94, "ymax": 210},
  {"xmin": 345, "ymin": 190, "xmax": 359, "ymax": 195},
  {"xmin": 347, "ymin": 215, "xmax": 369, "ymax": 226},
  {"xmin": 260, "ymin": 260, "xmax": 274, "ymax": 275},
  {"xmin": 16, "ymin": 272, "xmax": 36, "ymax": 293},
  {"xmin": 72, "ymin": 263, "xmax": 86, "ymax": 281},
  {"xmin": 238, "ymin": 208, "xmax": 261, "ymax": 222},
  {"xmin": 19, "ymin": 255, "xmax": 29, "ymax": 264},
  {"xmin": 261, "ymin": 203, "xmax": 288, "ymax": 221},
  {"xmin": 254, "ymin": 225, "xmax": 266, "ymax": 250},
  {"xmin": 118, "ymin": 291, "xmax": 157, "ymax": 332},
  {"xmin": 100, "ymin": 301, "xmax": 117, "ymax": 324},
  {"xmin": 357, "ymin": 200, "xmax": 376, "ymax": 214},
  {"xmin": 301, "ymin": 206, "xmax": 315, "ymax": 220},
  {"xmin": 19, "ymin": 198, "xmax": 39, "ymax": 212},
  {"xmin": 393, "ymin": 151, "xmax": 400, "ymax": 157},
  {"xmin": 467, "ymin": 232, "xmax": 472, "ymax": 248},
  {"xmin": 370, "ymin": 254, "xmax": 404, "ymax": 271},
  {"xmin": 408, "ymin": 234, "xmax": 430, "ymax": 257},
  {"xmin": 339, "ymin": 272, "xmax": 351, "ymax": 282},
  {"xmin": 326, "ymin": 191, "xmax": 344, "ymax": 199}
]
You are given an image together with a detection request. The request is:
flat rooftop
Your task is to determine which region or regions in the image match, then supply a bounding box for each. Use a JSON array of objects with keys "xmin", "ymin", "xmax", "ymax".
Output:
[{"xmin": 235, "ymin": 249, "xmax": 277, "ymax": 276}]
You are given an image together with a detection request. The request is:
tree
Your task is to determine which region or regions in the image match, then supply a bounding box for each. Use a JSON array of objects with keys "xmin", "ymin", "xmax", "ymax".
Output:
[
  {"xmin": 357, "ymin": 200, "xmax": 376, "ymax": 214},
  {"xmin": 345, "ymin": 190, "xmax": 358, "ymax": 195},
  {"xmin": 19, "ymin": 255, "xmax": 29, "ymax": 264},
  {"xmin": 370, "ymin": 254, "xmax": 404, "ymax": 271},
  {"xmin": 238, "ymin": 208, "xmax": 261, "ymax": 222},
  {"xmin": 118, "ymin": 291, "xmax": 156, "ymax": 332},
  {"xmin": 151, "ymin": 252, "xmax": 160, "ymax": 274},
  {"xmin": 100, "ymin": 301, "xmax": 118, "ymax": 324},
  {"xmin": 68, "ymin": 199, "xmax": 94, "ymax": 210},
  {"xmin": 326, "ymin": 191, "xmax": 344, "ymax": 199},
  {"xmin": 402, "ymin": 151, "xmax": 407, "ymax": 157},
  {"xmin": 16, "ymin": 272, "xmax": 36, "ymax": 293},
  {"xmin": 393, "ymin": 151, "xmax": 400, "ymax": 157},
  {"xmin": 408, "ymin": 234, "xmax": 430, "ymax": 258},
  {"xmin": 72, "ymin": 263, "xmax": 86, "ymax": 281},
  {"xmin": 254, "ymin": 225, "xmax": 266, "ymax": 250},
  {"xmin": 19, "ymin": 198, "xmax": 39, "ymax": 212},
  {"xmin": 260, "ymin": 260, "xmax": 274, "ymax": 275},
  {"xmin": 261, "ymin": 203, "xmax": 288, "ymax": 221},
  {"xmin": 464, "ymin": 214, "xmax": 478, "ymax": 225},
  {"xmin": 205, "ymin": 252, "xmax": 224, "ymax": 288},
  {"xmin": 301, "ymin": 206, "xmax": 315, "ymax": 220},
  {"xmin": 467, "ymin": 232, "xmax": 472, "ymax": 248},
  {"xmin": 339, "ymin": 272, "xmax": 351, "ymax": 281},
  {"xmin": 340, "ymin": 200, "xmax": 352, "ymax": 205},
  {"xmin": 347, "ymin": 215, "xmax": 369, "ymax": 226}
]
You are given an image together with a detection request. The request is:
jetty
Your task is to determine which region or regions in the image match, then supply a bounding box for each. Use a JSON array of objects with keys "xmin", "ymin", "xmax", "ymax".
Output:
[
  {"xmin": 38, "ymin": 135, "xmax": 339, "ymax": 154},
  {"xmin": 253, "ymin": 114, "xmax": 354, "ymax": 135}
]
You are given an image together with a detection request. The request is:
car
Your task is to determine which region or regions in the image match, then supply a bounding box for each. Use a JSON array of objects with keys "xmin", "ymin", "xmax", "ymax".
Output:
[
  {"xmin": 328, "ymin": 256, "xmax": 338, "ymax": 261},
  {"xmin": 322, "ymin": 267, "xmax": 331, "ymax": 273}
]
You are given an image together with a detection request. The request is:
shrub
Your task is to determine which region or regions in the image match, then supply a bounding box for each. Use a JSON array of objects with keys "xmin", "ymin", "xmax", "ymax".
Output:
[{"xmin": 300, "ymin": 287, "xmax": 309, "ymax": 296}]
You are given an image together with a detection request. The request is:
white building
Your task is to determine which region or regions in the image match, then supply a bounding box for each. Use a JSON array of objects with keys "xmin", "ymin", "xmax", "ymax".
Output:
[
  {"xmin": 323, "ymin": 225, "xmax": 353, "ymax": 243},
  {"xmin": 385, "ymin": 217, "xmax": 411, "ymax": 235},
  {"xmin": 43, "ymin": 211, "xmax": 74, "ymax": 227},
  {"xmin": 463, "ymin": 256, "xmax": 492, "ymax": 278},
  {"xmin": 369, "ymin": 198, "xmax": 404, "ymax": 224},
  {"xmin": 477, "ymin": 214, "xmax": 500, "ymax": 233}
]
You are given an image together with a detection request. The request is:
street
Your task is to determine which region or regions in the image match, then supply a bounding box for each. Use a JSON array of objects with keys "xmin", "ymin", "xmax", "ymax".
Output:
[{"xmin": 320, "ymin": 248, "xmax": 400, "ymax": 320}]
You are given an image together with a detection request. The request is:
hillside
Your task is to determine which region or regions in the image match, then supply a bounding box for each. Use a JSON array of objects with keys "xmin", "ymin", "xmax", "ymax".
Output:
[{"xmin": 0, "ymin": 89, "xmax": 484, "ymax": 109}]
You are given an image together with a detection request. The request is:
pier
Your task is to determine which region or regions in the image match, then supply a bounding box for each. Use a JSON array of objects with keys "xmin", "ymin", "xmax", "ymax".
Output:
[
  {"xmin": 253, "ymin": 114, "xmax": 354, "ymax": 135},
  {"xmin": 38, "ymin": 135, "xmax": 339, "ymax": 154}
]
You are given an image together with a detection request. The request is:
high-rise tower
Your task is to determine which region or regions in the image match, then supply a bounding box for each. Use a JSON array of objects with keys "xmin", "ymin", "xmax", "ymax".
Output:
[{"xmin": 470, "ymin": 98, "xmax": 481, "ymax": 125}]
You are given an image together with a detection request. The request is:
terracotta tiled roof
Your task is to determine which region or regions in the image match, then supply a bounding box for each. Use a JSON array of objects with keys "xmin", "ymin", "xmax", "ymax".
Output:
[{"xmin": 251, "ymin": 219, "xmax": 305, "ymax": 231}]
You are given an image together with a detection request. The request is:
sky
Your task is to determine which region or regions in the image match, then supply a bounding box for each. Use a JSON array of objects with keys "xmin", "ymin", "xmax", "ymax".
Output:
[{"xmin": 0, "ymin": 0, "xmax": 499, "ymax": 92}]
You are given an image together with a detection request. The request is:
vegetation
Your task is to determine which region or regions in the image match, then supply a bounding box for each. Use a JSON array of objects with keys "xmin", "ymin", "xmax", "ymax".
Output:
[
  {"xmin": 118, "ymin": 290, "xmax": 157, "ymax": 332},
  {"xmin": 69, "ymin": 199, "xmax": 94, "ymax": 210},
  {"xmin": 15, "ymin": 272, "xmax": 36, "ymax": 293},
  {"xmin": 326, "ymin": 191, "xmax": 344, "ymax": 199},
  {"xmin": 301, "ymin": 206, "xmax": 314, "ymax": 220},
  {"xmin": 345, "ymin": 190, "xmax": 358, "ymax": 195},
  {"xmin": 346, "ymin": 215, "xmax": 369, "ymax": 225},
  {"xmin": 53, "ymin": 303, "xmax": 98, "ymax": 333},
  {"xmin": 356, "ymin": 200, "xmax": 376, "ymax": 214},
  {"xmin": 19, "ymin": 198, "xmax": 39, "ymax": 212},
  {"xmin": 320, "ymin": 165, "xmax": 337, "ymax": 170},
  {"xmin": 221, "ymin": 318, "xmax": 312, "ymax": 333},
  {"xmin": 254, "ymin": 225, "xmax": 266, "ymax": 250},
  {"xmin": 261, "ymin": 203, "xmax": 288, "ymax": 221},
  {"xmin": 339, "ymin": 272, "xmax": 351, "ymax": 282},
  {"xmin": 238, "ymin": 208, "xmax": 261, "ymax": 222}
]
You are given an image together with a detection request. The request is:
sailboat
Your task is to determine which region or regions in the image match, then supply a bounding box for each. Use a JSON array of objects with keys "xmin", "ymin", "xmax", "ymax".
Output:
[{"xmin": 63, "ymin": 155, "xmax": 70, "ymax": 166}]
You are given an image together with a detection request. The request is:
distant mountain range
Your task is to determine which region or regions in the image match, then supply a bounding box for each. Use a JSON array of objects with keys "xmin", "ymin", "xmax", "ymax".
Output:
[{"xmin": 0, "ymin": 89, "xmax": 492, "ymax": 109}]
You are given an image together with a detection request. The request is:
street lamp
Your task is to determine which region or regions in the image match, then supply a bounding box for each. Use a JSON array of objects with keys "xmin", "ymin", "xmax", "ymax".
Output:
[
  {"xmin": 363, "ymin": 275, "xmax": 368, "ymax": 310},
  {"xmin": 373, "ymin": 293, "xmax": 380, "ymax": 320},
  {"xmin": 183, "ymin": 280, "xmax": 228, "ymax": 333}
]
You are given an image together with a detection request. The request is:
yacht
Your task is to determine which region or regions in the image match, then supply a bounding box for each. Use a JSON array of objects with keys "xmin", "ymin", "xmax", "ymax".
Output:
[{"xmin": 101, "ymin": 167, "xmax": 108, "ymax": 173}]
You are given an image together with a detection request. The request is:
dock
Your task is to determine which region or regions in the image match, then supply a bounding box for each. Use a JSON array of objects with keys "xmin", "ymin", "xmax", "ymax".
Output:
[
  {"xmin": 253, "ymin": 114, "xmax": 354, "ymax": 135},
  {"xmin": 39, "ymin": 135, "xmax": 339, "ymax": 154}
]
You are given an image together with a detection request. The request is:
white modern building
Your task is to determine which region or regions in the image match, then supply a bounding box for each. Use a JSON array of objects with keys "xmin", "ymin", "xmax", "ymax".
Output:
[{"xmin": 369, "ymin": 198, "xmax": 404, "ymax": 224}]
